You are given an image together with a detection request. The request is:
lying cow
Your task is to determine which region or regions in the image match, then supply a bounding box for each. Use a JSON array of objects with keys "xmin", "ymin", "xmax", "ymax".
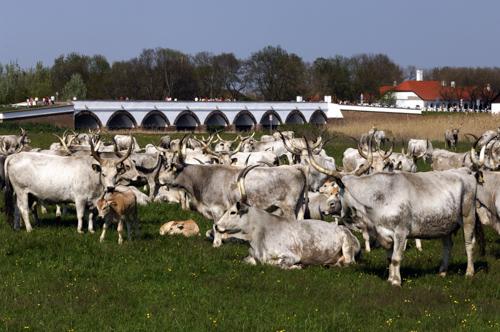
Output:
[
  {"xmin": 214, "ymin": 202, "xmax": 361, "ymax": 269},
  {"xmin": 159, "ymin": 220, "xmax": 200, "ymax": 237},
  {"xmin": 96, "ymin": 189, "xmax": 139, "ymax": 244}
]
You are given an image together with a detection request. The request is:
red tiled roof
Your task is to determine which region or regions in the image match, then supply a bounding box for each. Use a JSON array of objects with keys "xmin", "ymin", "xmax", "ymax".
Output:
[{"xmin": 380, "ymin": 80, "xmax": 471, "ymax": 101}]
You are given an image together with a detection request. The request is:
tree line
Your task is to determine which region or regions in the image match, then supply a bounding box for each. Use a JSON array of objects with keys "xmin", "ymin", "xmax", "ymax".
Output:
[{"xmin": 1, "ymin": 46, "xmax": 499, "ymax": 105}]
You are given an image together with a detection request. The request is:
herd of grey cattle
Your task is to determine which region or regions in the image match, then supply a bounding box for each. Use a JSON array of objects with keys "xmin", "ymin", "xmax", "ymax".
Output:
[{"xmin": 1, "ymin": 125, "xmax": 500, "ymax": 287}]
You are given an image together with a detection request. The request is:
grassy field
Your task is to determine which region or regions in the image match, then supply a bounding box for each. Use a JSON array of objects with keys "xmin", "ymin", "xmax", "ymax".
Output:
[{"xmin": 0, "ymin": 122, "xmax": 499, "ymax": 331}]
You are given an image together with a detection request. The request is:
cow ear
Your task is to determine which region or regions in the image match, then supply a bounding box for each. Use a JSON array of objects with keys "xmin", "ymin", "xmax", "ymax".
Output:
[
  {"xmin": 92, "ymin": 164, "xmax": 102, "ymax": 173},
  {"xmin": 236, "ymin": 201, "xmax": 249, "ymax": 215},
  {"xmin": 334, "ymin": 178, "xmax": 345, "ymax": 190}
]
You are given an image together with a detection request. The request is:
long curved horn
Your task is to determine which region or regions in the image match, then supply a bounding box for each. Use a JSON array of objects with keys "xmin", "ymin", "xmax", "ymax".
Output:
[
  {"xmin": 178, "ymin": 135, "xmax": 188, "ymax": 164},
  {"xmin": 355, "ymin": 135, "xmax": 374, "ymax": 176},
  {"xmin": 470, "ymin": 145, "xmax": 486, "ymax": 168},
  {"xmin": 90, "ymin": 140, "xmax": 103, "ymax": 163},
  {"xmin": 357, "ymin": 142, "xmax": 368, "ymax": 159},
  {"xmin": 278, "ymin": 131, "xmax": 301, "ymax": 155},
  {"xmin": 378, "ymin": 140, "xmax": 393, "ymax": 160},
  {"xmin": 487, "ymin": 140, "xmax": 500, "ymax": 169},
  {"xmin": 305, "ymin": 138, "xmax": 342, "ymax": 179},
  {"xmin": 237, "ymin": 164, "xmax": 260, "ymax": 203},
  {"xmin": 230, "ymin": 140, "xmax": 243, "ymax": 156}
]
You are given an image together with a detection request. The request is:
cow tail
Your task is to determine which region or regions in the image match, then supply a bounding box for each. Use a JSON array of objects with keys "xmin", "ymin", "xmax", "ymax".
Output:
[
  {"xmin": 474, "ymin": 210, "xmax": 486, "ymax": 256},
  {"xmin": 298, "ymin": 166, "xmax": 308, "ymax": 219},
  {"xmin": 3, "ymin": 159, "xmax": 14, "ymax": 227}
]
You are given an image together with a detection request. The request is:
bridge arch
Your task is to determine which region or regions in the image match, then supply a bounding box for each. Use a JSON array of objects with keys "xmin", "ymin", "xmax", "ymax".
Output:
[
  {"xmin": 141, "ymin": 110, "xmax": 169, "ymax": 130},
  {"xmin": 107, "ymin": 110, "xmax": 137, "ymax": 129},
  {"xmin": 204, "ymin": 110, "xmax": 229, "ymax": 130},
  {"xmin": 174, "ymin": 110, "xmax": 200, "ymax": 131},
  {"xmin": 285, "ymin": 110, "xmax": 306, "ymax": 124},
  {"xmin": 74, "ymin": 111, "xmax": 102, "ymax": 129},
  {"xmin": 260, "ymin": 110, "xmax": 282, "ymax": 130},
  {"xmin": 233, "ymin": 110, "xmax": 257, "ymax": 131},
  {"xmin": 309, "ymin": 110, "xmax": 328, "ymax": 125}
]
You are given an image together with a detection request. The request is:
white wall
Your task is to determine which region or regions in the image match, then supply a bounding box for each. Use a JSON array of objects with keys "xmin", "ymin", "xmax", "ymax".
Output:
[
  {"xmin": 492, "ymin": 103, "xmax": 500, "ymax": 114},
  {"xmin": 393, "ymin": 91, "xmax": 425, "ymax": 109}
]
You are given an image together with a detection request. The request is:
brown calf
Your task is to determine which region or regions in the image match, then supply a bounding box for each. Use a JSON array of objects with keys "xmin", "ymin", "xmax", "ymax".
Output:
[
  {"xmin": 96, "ymin": 189, "xmax": 138, "ymax": 244},
  {"xmin": 159, "ymin": 220, "xmax": 200, "ymax": 237}
]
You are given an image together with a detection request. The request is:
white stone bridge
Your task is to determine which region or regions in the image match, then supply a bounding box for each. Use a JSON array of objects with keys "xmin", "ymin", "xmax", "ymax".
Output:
[{"xmin": 73, "ymin": 100, "xmax": 339, "ymax": 131}]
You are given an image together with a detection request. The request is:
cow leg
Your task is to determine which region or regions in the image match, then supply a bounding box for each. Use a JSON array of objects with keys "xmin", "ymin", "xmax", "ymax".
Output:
[
  {"xmin": 117, "ymin": 220, "xmax": 124, "ymax": 245},
  {"xmin": 75, "ymin": 200, "xmax": 86, "ymax": 234},
  {"xmin": 17, "ymin": 193, "xmax": 32, "ymax": 232},
  {"xmin": 100, "ymin": 219, "xmax": 110, "ymax": 243},
  {"xmin": 415, "ymin": 239, "xmax": 423, "ymax": 252},
  {"xmin": 55, "ymin": 204, "xmax": 62, "ymax": 218},
  {"xmin": 40, "ymin": 204, "xmax": 48, "ymax": 215},
  {"xmin": 88, "ymin": 210, "xmax": 95, "ymax": 234},
  {"xmin": 438, "ymin": 235, "xmax": 453, "ymax": 277},
  {"xmin": 388, "ymin": 233, "xmax": 406, "ymax": 287},
  {"xmin": 463, "ymin": 218, "xmax": 476, "ymax": 277},
  {"xmin": 243, "ymin": 255, "xmax": 257, "ymax": 265},
  {"xmin": 363, "ymin": 230, "xmax": 371, "ymax": 252}
]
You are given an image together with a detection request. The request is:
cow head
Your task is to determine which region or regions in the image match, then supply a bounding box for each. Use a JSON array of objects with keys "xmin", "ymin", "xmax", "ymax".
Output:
[
  {"xmin": 90, "ymin": 138, "xmax": 138, "ymax": 192},
  {"xmin": 214, "ymin": 201, "xmax": 251, "ymax": 240},
  {"xmin": 96, "ymin": 197, "xmax": 113, "ymax": 218}
]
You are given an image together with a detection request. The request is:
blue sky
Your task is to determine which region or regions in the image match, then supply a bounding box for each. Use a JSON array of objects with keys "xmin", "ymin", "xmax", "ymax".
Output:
[{"xmin": 1, "ymin": 0, "xmax": 498, "ymax": 68}]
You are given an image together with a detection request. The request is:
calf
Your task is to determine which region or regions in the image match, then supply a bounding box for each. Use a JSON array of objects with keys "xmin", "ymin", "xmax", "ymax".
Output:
[
  {"xmin": 159, "ymin": 220, "xmax": 200, "ymax": 237},
  {"xmin": 96, "ymin": 189, "xmax": 138, "ymax": 244}
]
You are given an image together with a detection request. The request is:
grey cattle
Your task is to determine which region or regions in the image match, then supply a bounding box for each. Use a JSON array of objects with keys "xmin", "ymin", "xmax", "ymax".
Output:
[
  {"xmin": 159, "ymin": 135, "xmax": 171, "ymax": 149},
  {"xmin": 214, "ymin": 202, "xmax": 360, "ymax": 269},
  {"xmin": 431, "ymin": 149, "xmax": 472, "ymax": 171},
  {"xmin": 3, "ymin": 142, "xmax": 137, "ymax": 233},
  {"xmin": 114, "ymin": 135, "xmax": 141, "ymax": 152},
  {"xmin": 158, "ymin": 160, "xmax": 307, "ymax": 222},
  {"xmin": 475, "ymin": 171, "xmax": 500, "ymax": 235},
  {"xmin": 445, "ymin": 128, "xmax": 459, "ymax": 150},
  {"xmin": 229, "ymin": 151, "xmax": 278, "ymax": 166},
  {"xmin": 389, "ymin": 152, "xmax": 417, "ymax": 173},
  {"xmin": 0, "ymin": 128, "xmax": 30, "ymax": 154},
  {"xmin": 129, "ymin": 153, "xmax": 163, "ymax": 199},
  {"xmin": 407, "ymin": 139, "xmax": 433, "ymax": 162},
  {"xmin": 342, "ymin": 145, "xmax": 394, "ymax": 175},
  {"xmin": 307, "ymin": 149, "xmax": 482, "ymax": 286},
  {"xmin": 306, "ymin": 192, "xmax": 340, "ymax": 220}
]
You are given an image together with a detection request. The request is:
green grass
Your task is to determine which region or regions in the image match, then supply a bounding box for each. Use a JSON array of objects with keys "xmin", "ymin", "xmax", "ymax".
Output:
[{"xmin": 0, "ymin": 126, "xmax": 499, "ymax": 331}]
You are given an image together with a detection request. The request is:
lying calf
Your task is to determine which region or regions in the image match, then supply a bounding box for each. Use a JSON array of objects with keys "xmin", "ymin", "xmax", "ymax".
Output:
[
  {"xmin": 159, "ymin": 219, "xmax": 200, "ymax": 237},
  {"xmin": 96, "ymin": 189, "xmax": 138, "ymax": 244},
  {"xmin": 214, "ymin": 202, "xmax": 361, "ymax": 269}
]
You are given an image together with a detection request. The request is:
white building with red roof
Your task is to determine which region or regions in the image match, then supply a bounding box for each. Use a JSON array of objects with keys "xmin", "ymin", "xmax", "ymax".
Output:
[{"xmin": 380, "ymin": 73, "xmax": 479, "ymax": 110}]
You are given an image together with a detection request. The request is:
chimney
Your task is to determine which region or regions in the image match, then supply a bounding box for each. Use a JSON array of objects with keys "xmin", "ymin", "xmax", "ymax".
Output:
[
  {"xmin": 441, "ymin": 81, "xmax": 447, "ymax": 87},
  {"xmin": 296, "ymin": 96, "xmax": 303, "ymax": 102},
  {"xmin": 393, "ymin": 80, "xmax": 397, "ymax": 86},
  {"xmin": 451, "ymin": 81, "xmax": 456, "ymax": 88},
  {"xmin": 416, "ymin": 69, "xmax": 424, "ymax": 81},
  {"xmin": 324, "ymin": 95, "xmax": 332, "ymax": 103}
]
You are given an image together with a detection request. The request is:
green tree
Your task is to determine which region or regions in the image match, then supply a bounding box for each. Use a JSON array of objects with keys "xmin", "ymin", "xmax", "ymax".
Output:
[
  {"xmin": 62, "ymin": 73, "xmax": 87, "ymax": 100},
  {"xmin": 311, "ymin": 56, "xmax": 353, "ymax": 101},
  {"xmin": 246, "ymin": 46, "xmax": 306, "ymax": 101}
]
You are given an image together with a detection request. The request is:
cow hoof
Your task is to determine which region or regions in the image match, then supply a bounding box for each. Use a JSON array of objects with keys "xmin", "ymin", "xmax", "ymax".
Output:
[
  {"xmin": 465, "ymin": 271, "xmax": 474, "ymax": 278},
  {"xmin": 438, "ymin": 271, "xmax": 447, "ymax": 277},
  {"xmin": 390, "ymin": 280, "xmax": 401, "ymax": 287},
  {"xmin": 89, "ymin": 229, "xmax": 95, "ymax": 234},
  {"xmin": 25, "ymin": 228, "xmax": 33, "ymax": 233}
]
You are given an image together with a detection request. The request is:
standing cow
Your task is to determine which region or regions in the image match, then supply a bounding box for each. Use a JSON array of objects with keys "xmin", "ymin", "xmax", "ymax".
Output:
[
  {"xmin": 445, "ymin": 128, "xmax": 460, "ymax": 150},
  {"xmin": 306, "ymin": 143, "xmax": 483, "ymax": 286}
]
